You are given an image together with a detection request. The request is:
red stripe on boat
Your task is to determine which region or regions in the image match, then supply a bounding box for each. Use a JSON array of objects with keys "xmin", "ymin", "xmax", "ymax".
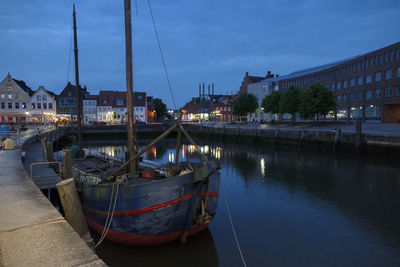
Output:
[
  {"xmin": 84, "ymin": 192, "xmax": 218, "ymax": 218},
  {"xmin": 86, "ymin": 216, "xmax": 208, "ymax": 246}
]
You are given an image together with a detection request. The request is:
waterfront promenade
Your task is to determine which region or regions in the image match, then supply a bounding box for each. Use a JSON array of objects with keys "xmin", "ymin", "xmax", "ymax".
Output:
[{"xmin": 0, "ymin": 131, "xmax": 105, "ymax": 266}]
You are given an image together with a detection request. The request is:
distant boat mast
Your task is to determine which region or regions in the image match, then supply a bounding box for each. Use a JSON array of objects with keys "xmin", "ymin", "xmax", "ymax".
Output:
[{"xmin": 73, "ymin": 3, "xmax": 83, "ymax": 153}]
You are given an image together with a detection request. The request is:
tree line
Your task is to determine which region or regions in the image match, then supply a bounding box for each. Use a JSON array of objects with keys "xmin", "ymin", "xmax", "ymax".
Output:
[{"xmin": 233, "ymin": 83, "xmax": 336, "ymax": 121}]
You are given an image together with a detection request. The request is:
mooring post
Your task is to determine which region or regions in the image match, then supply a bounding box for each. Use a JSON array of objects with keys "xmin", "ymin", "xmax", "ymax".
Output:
[
  {"xmin": 56, "ymin": 178, "xmax": 92, "ymax": 242},
  {"xmin": 47, "ymin": 142, "xmax": 54, "ymax": 162},
  {"xmin": 355, "ymin": 118, "xmax": 362, "ymax": 147},
  {"xmin": 63, "ymin": 150, "xmax": 72, "ymax": 179}
]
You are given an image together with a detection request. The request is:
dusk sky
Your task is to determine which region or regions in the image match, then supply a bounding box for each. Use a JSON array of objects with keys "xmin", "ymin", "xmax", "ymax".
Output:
[{"xmin": 1, "ymin": 0, "xmax": 399, "ymax": 108}]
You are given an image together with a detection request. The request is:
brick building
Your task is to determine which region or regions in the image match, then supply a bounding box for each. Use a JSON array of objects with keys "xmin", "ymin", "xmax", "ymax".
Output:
[{"xmin": 276, "ymin": 41, "xmax": 400, "ymax": 122}]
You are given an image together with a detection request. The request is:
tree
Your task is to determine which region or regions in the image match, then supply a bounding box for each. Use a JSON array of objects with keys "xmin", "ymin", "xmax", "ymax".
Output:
[
  {"xmin": 153, "ymin": 98, "xmax": 167, "ymax": 119},
  {"xmin": 262, "ymin": 91, "xmax": 281, "ymax": 115},
  {"xmin": 190, "ymin": 97, "xmax": 201, "ymax": 104},
  {"xmin": 232, "ymin": 93, "xmax": 258, "ymax": 120},
  {"xmin": 279, "ymin": 86, "xmax": 302, "ymax": 121},
  {"xmin": 299, "ymin": 83, "xmax": 336, "ymax": 121}
]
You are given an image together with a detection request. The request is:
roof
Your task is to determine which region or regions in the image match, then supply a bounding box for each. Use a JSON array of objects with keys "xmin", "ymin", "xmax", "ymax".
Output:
[
  {"xmin": 33, "ymin": 86, "xmax": 57, "ymax": 99},
  {"xmin": 12, "ymin": 78, "xmax": 34, "ymax": 96}
]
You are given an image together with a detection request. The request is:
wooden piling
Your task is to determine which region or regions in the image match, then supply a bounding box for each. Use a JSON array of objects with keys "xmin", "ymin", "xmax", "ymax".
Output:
[
  {"xmin": 355, "ymin": 118, "xmax": 362, "ymax": 147},
  {"xmin": 56, "ymin": 178, "xmax": 91, "ymax": 242},
  {"xmin": 63, "ymin": 150, "xmax": 72, "ymax": 179},
  {"xmin": 46, "ymin": 142, "xmax": 54, "ymax": 162}
]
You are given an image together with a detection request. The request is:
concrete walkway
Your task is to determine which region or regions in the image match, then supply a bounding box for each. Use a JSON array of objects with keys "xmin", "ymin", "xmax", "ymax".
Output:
[{"xmin": 0, "ymin": 135, "xmax": 105, "ymax": 266}]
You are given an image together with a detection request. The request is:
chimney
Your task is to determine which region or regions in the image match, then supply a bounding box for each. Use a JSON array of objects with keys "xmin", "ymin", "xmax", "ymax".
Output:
[
  {"xmin": 199, "ymin": 84, "xmax": 201, "ymax": 97},
  {"xmin": 202, "ymin": 83, "xmax": 205, "ymax": 98},
  {"xmin": 212, "ymin": 83, "xmax": 214, "ymax": 95},
  {"xmin": 208, "ymin": 84, "xmax": 210, "ymax": 96},
  {"xmin": 246, "ymin": 72, "xmax": 249, "ymax": 77},
  {"xmin": 276, "ymin": 74, "xmax": 279, "ymax": 78}
]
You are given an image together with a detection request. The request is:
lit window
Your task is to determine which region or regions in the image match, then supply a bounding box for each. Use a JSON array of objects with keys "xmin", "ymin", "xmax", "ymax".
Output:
[
  {"xmin": 0, "ymin": 94, "xmax": 4, "ymax": 99},
  {"xmin": 31, "ymin": 103, "xmax": 35, "ymax": 109},
  {"xmin": 385, "ymin": 69, "xmax": 392, "ymax": 80},
  {"xmin": 8, "ymin": 94, "xmax": 12, "ymax": 100},
  {"xmin": 375, "ymin": 72, "xmax": 381, "ymax": 82},
  {"xmin": 22, "ymin": 103, "xmax": 26, "ymax": 109}
]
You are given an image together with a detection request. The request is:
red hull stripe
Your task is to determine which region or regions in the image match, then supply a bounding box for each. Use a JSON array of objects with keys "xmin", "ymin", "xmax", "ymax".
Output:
[
  {"xmin": 84, "ymin": 192, "xmax": 219, "ymax": 218},
  {"xmin": 86, "ymin": 215, "xmax": 208, "ymax": 246}
]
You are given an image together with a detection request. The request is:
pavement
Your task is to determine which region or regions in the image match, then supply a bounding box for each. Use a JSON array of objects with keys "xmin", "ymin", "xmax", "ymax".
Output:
[{"xmin": 0, "ymin": 132, "xmax": 105, "ymax": 266}]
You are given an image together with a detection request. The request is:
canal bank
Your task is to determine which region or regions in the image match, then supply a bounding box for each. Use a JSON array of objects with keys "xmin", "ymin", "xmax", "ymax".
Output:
[{"xmin": 0, "ymin": 132, "xmax": 105, "ymax": 266}]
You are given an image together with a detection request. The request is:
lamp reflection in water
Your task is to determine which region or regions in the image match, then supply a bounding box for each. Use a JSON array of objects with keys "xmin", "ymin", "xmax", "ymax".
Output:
[
  {"xmin": 168, "ymin": 153, "xmax": 175, "ymax": 163},
  {"xmin": 260, "ymin": 157, "xmax": 266, "ymax": 177}
]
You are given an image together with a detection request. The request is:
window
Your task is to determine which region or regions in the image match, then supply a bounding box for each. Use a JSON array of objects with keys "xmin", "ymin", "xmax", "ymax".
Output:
[
  {"xmin": 37, "ymin": 95, "xmax": 41, "ymax": 100},
  {"xmin": 366, "ymin": 90, "xmax": 372, "ymax": 99},
  {"xmin": 375, "ymin": 72, "xmax": 381, "ymax": 82},
  {"xmin": 397, "ymin": 88, "xmax": 400, "ymax": 96},
  {"xmin": 337, "ymin": 95, "xmax": 341, "ymax": 103},
  {"xmin": 8, "ymin": 102, "xmax": 12, "ymax": 109},
  {"xmin": 117, "ymin": 100, "xmax": 123, "ymax": 106},
  {"xmin": 375, "ymin": 89, "xmax": 381, "ymax": 98},
  {"xmin": 37, "ymin": 103, "xmax": 41, "ymax": 109},
  {"xmin": 331, "ymin": 83, "xmax": 335, "ymax": 91},
  {"xmin": 385, "ymin": 53, "xmax": 388, "ymax": 63},
  {"xmin": 380, "ymin": 55, "xmax": 383, "ymax": 64},
  {"xmin": 375, "ymin": 56, "xmax": 378, "ymax": 66},
  {"xmin": 385, "ymin": 69, "xmax": 392, "ymax": 80},
  {"xmin": 8, "ymin": 94, "xmax": 12, "ymax": 100},
  {"xmin": 15, "ymin": 102, "xmax": 19, "ymax": 109},
  {"xmin": 0, "ymin": 94, "xmax": 4, "ymax": 99},
  {"xmin": 357, "ymin": 62, "xmax": 360, "ymax": 72},
  {"xmin": 350, "ymin": 78, "xmax": 355, "ymax": 87},
  {"xmin": 350, "ymin": 93, "xmax": 354, "ymax": 102},
  {"xmin": 43, "ymin": 103, "xmax": 47, "ymax": 109},
  {"xmin": 370, "ymin": 58, "xmax": 373, "ymax": 67},
  {"xmin": 397, "ymin": 67, "xmax": 400, "ymax": 78},
  {"xmin": 358, "ymin": 77, "xmax": 363, "ymax": 86},
  {"xmin": 337, "ymin": 82, "xmax": 341, "ymax": 90},
  {"xmin": 31, "ymin": 103, "xmax": 35, "ymax": 109},
  {"xmin": 138, "ymin": 95, "xmax": 142, "ymax": 100},
  {"xmin": 22, "ymin": 103, "xmax": 26, "ymax": 109},
  {"xmin": 49, "ymin": 103, "xmax": 53, "ymax": 109},
  {"xmin": 385, "ymin": 87, "xmax": 392, "ymax": 97},
  {"xmin": 366, "ymin": 74, "xmax": 372, "ymax": 84},
  {"xmin": 68, "ymin": 92, "xmax": 72, "ymax": 96},
  {"xmin": 390, "ymin": 51, "xmax": 394, "ymax": 61},
  {"xmin": 343, "ymin": 80, "xmax": 348, "ymax": 89},
  {"xmin": 358, "ymin": 92, "xmax": 362, "ymax": 101},
  {"xmin": 343, "ymin": 94, "xmax": 347, "ymax": 102},
  {"xmin": 397, "ymin": 49, "xmax": 400, "ymax": 60},
  {"xmin": 43, "ymin": 95, "xmax": 47, "ymax": 100},
  {"xmin": 1, "ymin": 103, "xmax": 4, "ymax": 109}
]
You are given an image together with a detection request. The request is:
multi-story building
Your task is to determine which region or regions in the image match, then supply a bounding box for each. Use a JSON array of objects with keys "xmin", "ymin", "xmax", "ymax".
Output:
[
  {"xmin": 133, "ymin": 92, "xmax": 147, "ymax": 123},
  {"xmin": 247, "ymin": 78, "xmax": 279, "ymax": 121},
  {"xmin": 83, "ymin": 95, "xmax": 98, "ymax": 124},
  {"xmin": 97, "ymin": 91, "xmax": 115, "ymax": 123},
  {"xmin": 112, "ymin": 91, "xmax": 127, "ymax": 123},
  {"xmin": 239, "ymin": 71, "xmax": 275, "ymax": 95},
  {"xmin": 57, "ymin": 82, "xmax": 88, "ymax": 121},
  {"xmin": 0, "ymin": 73, "xmax": 32, "ymax": 123},
  {"xmin": 30, "ymin": 86, "xmax": 57, "ymax": 123},
  {"xmin": 275, "ymin": 41, "xmax": 400, "ymax": 123}
]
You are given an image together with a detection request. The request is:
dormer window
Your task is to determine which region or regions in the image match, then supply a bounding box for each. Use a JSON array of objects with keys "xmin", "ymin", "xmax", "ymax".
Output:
[
  {"xmin": 117, "ymin": 100, "xmax": 123, "ymax": 106},
  {"xmin": 68, "ymin": 92, "xmax": 72, "ymax": 96},
  {"xmin": 37, "ymin": 95, "xmax": 41, "ymax": 100},
  {"xmin": 43, "ymin": 95, "xmax": 47, "ymax": 100}
]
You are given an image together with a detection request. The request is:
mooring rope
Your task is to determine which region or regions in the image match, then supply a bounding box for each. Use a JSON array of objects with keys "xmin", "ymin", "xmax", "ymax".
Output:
[
  {"xmin": 94, "ymin": 182, "xmax": 120, "ymax": 248},
  {"xmin": 222, "ymin": 183, "xmax": 247, "ymax": 267}
]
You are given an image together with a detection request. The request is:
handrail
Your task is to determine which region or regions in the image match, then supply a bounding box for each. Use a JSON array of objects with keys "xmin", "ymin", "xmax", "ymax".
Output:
[{"xmin": 30, "ymin": 161, "xmax": 62, "ymax": 182}]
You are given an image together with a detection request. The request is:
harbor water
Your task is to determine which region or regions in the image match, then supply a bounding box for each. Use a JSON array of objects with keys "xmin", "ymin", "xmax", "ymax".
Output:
[{"xmin": 86, "ymin": 139, "xmax": 400, "ymax": 266}]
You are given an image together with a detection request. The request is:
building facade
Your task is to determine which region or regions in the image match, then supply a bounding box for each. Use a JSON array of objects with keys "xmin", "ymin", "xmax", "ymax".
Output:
[
  {"xmin": 247, "ymin": 79, "xmax": 279, "ymax": 121},
  {"xmin": 0, "ymin": 73, "xmax": 32, "ymax": 123},
  {"xmin": 276, "ymin": 41, "xmax": 400, "ymax": 122},
  {"xmin": 83, "ymin": 95, "xmax": 98, "ymax": 124},
  {"xmin": 30, "ymin": 86, "xmax": 57, "ymax": 123}
]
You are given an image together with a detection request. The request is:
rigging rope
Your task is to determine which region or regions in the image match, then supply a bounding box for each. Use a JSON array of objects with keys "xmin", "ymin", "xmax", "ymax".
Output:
[
  {"xmin": 94, "ymin": 182, "xmax": 120, "ymax": 248},
  {"xmin": 222, "ymin": 182, "xmax": 247, "ymax": 267},
  {"xmin": 66, "ymin": 31, "xmax": 73, "ymax": 84},
  {"xmin": 147, "ymin": 0, "xmax": 177, "ymax": 110}
]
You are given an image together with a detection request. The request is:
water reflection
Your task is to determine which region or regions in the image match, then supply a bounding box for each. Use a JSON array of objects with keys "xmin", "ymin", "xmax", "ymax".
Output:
[{"xmin": 85, "ymin": 139, "xmax": 400, "ymax": 266}]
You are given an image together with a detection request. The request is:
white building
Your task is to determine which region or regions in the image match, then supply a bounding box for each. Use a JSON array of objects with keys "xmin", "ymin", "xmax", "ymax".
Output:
[
  {"xmin": 83, "ymin": 95, "xmax": 98, "ymax": 124},
  {"xmin": 30, "ymin": 86, "xmax": 57, "ymax": 123},
  {"xmin": 247, "ymin": 78, "xmax": 279, "ymax": 122}
]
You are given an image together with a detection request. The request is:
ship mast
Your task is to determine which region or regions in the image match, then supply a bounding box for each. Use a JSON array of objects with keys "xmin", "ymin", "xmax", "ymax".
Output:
[
  {"xmin": 124, "ymin": 0, "xmax": 137, "ymax": 174},
  {"xmin": 73, "ymin": 3, "xmax": 83, "ymax": 154}
]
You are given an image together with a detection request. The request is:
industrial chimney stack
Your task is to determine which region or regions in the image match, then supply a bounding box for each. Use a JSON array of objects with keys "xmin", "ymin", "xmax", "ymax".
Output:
[{"xmin": 212, "ymin": 83, "xmax": 214, "ymax": 95}]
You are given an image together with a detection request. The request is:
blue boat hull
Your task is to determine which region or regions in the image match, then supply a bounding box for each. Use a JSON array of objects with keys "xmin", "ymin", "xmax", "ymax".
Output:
[{"xmin": 79, "ymin": 162, "xmax": 220, "ymax": 246}]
